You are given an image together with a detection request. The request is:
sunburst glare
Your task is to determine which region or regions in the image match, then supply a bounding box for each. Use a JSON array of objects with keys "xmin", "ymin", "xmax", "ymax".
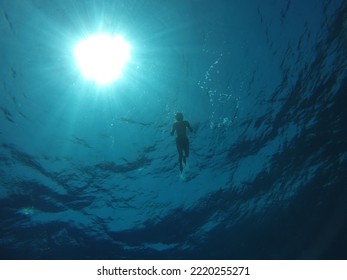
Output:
[{"xmin": 74, "ymin": 33, "xmax": 131, "ymax": 85}]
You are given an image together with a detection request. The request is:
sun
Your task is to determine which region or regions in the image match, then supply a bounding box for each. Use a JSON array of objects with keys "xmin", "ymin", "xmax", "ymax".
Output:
[{"xmin": 74, "ymin": 33, "xmax": 131, "ymax": 85}]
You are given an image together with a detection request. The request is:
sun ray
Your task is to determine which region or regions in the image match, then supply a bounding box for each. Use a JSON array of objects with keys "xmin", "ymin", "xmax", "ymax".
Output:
[{"xmin": 74, "ymin": 33, "xmax": 131, "ymax": 85}]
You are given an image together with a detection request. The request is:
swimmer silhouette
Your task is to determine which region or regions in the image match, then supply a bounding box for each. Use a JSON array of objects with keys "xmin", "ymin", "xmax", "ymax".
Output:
[{"xmin": 171, "ymin": 112, "xmax": 193, "ymax": 172}]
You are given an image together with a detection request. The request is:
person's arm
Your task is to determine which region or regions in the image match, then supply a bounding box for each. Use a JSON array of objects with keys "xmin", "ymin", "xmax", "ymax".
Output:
[
  {"xmin": 186, "ymin": 121, "xmax": 193, "ymax": 133},
  {"xmin": 170, "ymin": 123, "xmax": 176, "ymax": 136}
]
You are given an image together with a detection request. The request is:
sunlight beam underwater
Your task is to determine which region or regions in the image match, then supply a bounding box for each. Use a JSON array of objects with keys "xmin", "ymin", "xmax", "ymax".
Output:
[{"xmin": 74, "ymin": 33, "xmax": 131, "ymax": 85}]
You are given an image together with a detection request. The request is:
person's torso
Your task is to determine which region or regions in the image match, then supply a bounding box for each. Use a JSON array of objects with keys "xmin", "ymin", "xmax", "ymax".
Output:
[{"xmin": 175, "ymin": 121, "xmax": 188, "ymax": 138}]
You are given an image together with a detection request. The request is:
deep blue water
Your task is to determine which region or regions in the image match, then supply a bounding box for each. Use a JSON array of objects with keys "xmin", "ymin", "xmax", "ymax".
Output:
[{"xmin": 0, "ymin": 0, "xmax": 346, "ymax": 260}]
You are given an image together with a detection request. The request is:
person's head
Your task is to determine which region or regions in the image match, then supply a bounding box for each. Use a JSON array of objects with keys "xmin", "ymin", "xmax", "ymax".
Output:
[{"xmin": 176, "ymin": 112, "xmax": 184, "ymax": 121}]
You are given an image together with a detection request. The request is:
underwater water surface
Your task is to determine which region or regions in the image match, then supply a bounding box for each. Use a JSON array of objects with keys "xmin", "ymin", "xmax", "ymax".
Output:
[{"xmin": 0, "ymin": 0, "xmax": 346, "ymax": 259}]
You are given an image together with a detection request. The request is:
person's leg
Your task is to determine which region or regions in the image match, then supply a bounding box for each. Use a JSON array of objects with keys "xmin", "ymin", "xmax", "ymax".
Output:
[
  {"xmin": 183, "ymin": 138, "xmax": 189, "ymax": 159},
  {"xmin": 176, "ymin": 139, "xmax": 184, "ymax": 172}
]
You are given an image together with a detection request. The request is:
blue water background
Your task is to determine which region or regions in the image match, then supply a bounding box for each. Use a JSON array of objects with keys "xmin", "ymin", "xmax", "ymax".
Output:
[{"xmin": 0, "ymin": 0, "xmax": 346, "ymax": 259}]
